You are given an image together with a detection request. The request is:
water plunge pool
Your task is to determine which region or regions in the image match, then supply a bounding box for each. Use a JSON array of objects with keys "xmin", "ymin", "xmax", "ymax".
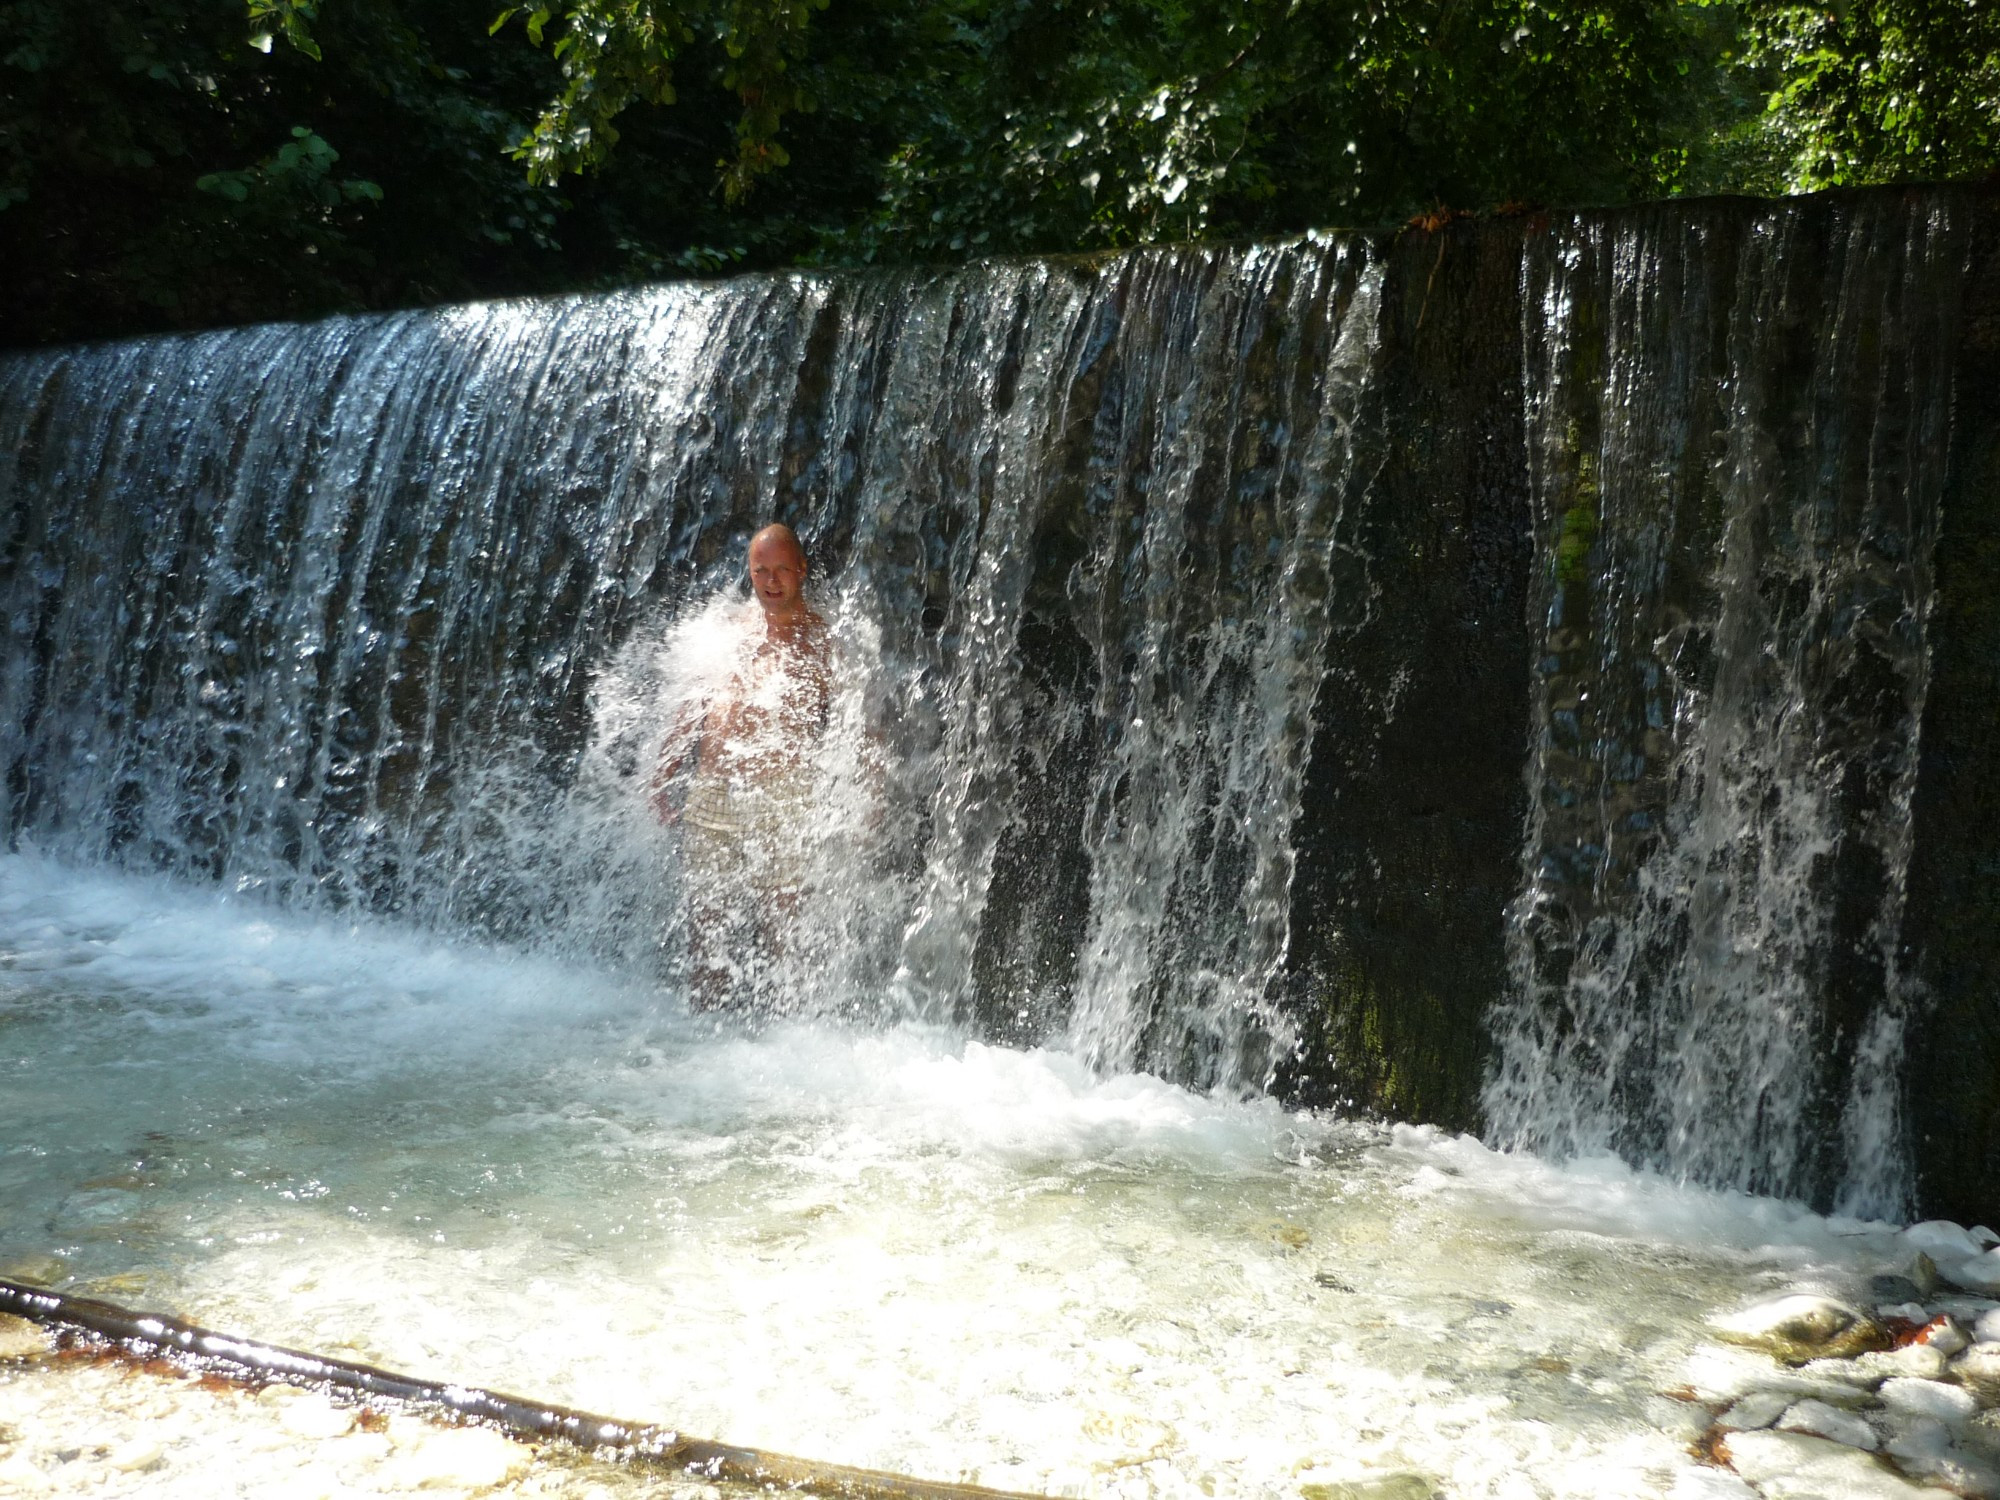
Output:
[{"xmin": 0, "ymin": 855, "xmax": 1920, "ymax": 1499}]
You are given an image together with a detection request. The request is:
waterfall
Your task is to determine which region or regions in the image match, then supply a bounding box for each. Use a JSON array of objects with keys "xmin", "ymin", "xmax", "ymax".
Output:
[
  {"xmin": 0, "ymin": 241, "xmax": 1381, "ymax": 1092},
  {"xmin": 1481, "ymin": 195, "xmax": 1968, "ymax": 1216},
  {"xmin": 3, "ymin": 188, "xmax": 1990, "ymax": 1211}
]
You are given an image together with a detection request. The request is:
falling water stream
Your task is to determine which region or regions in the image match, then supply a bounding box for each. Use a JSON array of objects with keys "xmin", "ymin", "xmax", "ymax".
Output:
[{"xmin": 0, "ymin": 195, "xmax": 1984, "ymax": 1498}]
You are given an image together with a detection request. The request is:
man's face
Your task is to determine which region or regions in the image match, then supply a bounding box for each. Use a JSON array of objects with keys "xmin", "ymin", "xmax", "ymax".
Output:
[{"xmin": 748, "ymin": 533, "xmax": 808, "ymax": 616}]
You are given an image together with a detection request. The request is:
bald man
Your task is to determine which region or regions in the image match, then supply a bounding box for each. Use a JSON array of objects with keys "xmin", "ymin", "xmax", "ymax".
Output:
[{"xmin": 651, "ymin": 525, "xmax": 833, "ymax": 1011}]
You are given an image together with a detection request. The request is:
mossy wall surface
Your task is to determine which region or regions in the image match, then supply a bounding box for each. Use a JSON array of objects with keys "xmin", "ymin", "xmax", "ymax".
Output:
[{"xmin": 1277, "ymin": 218, "xmax": 1534, "ymax": 1129}]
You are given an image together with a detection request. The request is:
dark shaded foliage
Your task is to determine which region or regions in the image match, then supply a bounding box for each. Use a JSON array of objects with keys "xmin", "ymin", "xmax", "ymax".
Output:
[{"xmin": 0, "ymin": 0, "xmax": 1993, "ymax": 345}]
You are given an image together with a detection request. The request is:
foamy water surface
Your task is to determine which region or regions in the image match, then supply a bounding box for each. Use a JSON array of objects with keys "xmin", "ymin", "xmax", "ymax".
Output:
[{"xmin": 0, "ymin": 856, "xmax": 1914, "ymax": 1498}]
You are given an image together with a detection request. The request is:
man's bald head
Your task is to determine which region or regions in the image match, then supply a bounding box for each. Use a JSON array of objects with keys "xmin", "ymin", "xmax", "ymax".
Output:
[
  {"xmin": 750, "ymin": 523, "xmax": 806, "ymax": 566},
  {"xmin": 747, "ymin": 524, "xmax": 811, "ymax": 625}
]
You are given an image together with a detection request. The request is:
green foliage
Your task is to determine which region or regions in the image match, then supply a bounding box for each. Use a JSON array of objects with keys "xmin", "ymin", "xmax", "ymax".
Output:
[
  {"xmin": 247, "ymin": 0, "xmax": 324, "ymax": 58},
  {"xmin": 195, "ymin": 126, "xmax": 384, "ymax": 205},
  {"xmin": 0, "ymin": 0, "xmax": 1993, "ymax": 346},
  {"xmin": 1742, "ymin": 0, "xmax": 2000, "ymax": 189},
  {"xmin": 493, "ymin": 0, "xmax": 827, "ymax": 202},
  {"xmin": 816, "ymin": 0, "xmax": 1754, "ymax": 262}
]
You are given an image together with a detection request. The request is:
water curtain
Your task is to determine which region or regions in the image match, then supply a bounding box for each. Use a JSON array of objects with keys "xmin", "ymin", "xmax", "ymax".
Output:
[{"xmin": 4, "ymin": 189, "xmax": 1993, "ymax": 1215}]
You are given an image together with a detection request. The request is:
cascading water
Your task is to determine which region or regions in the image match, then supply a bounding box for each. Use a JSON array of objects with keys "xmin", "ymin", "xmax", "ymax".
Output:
[
  {"xmin": 0, "ymin": 240, "xmax": 1380, "ymax": 1087},
  {"xmin": 1480, "ymin": 195, "xmax": 1968, "ymax": 1217}
]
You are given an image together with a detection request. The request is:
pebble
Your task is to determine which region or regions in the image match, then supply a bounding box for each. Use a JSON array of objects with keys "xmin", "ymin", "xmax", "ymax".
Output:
[
  {"xmin": 1880, "ymin": 1376, "xmax": 1977, "ymax": 1424},
  {"xmin": 1976, "ymin": 1308, "xmax": 2000, "ymax": 1344},
  {"xmin": 1711, "ymin": 1294, "xmax": 1890, "ymax": 1364},
  {"xmin": 1878, "ymin": 1301, "xmax": 1929, "ymax": 1324},
  {"xmin": 107, "ymin": 1437, "xmax": 165, "ymax": 1472},
  {"xmin": 1776, "ymin": 1398, "xmax": 1879, "ymax": 1450},
  {"xmin": 1716, "ymin": 1391, "xmax": 1793, "ymax": 1431},
  {"xmin": 0, "ymin": 1316, "xmax": 49, "ymax": 1361},
  {"xmin": 279, "ymin": 1396, "xmax": 355, "ymax": 1440},
  {"xmin": 1908, "ymin": 1315, "xmax": 1971, "ymax": 1356}
]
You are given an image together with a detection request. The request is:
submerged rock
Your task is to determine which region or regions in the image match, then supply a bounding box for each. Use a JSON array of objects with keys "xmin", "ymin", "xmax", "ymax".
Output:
[
  {"xmin": 1775, "ymin": 1399, "xmax": 1879, "ymax": 1450},
  {"xmin": 379, "ymin": 1425, "xmax": 531, "ymax": 1490},
  {"xmin": 1712, "ymin": 1295, "xmax": 1892, "ymax": 1364},
  {"xmin": 1723, "ymin": 1429, "xmax": 1930, "ymax": 1499},
  {"xmin": 1880, "ymin": 1376, "xmax": 1978, "ymax": 1425},
  {"xmin": 1881, "ymin": 1418, "xmax": 2000, "ymax": 1500}
]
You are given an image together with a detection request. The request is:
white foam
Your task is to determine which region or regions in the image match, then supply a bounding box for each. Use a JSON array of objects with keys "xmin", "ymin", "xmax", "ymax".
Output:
[{"xmin": 0, "ymin": 855, "xmax": 1939, "ymax": 1500}]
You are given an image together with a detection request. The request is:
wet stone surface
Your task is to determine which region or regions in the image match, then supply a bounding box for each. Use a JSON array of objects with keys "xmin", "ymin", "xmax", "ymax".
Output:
[{"xmin": 1687, "ymin": 1218, "xmax": 2000, "ymax": 1500}]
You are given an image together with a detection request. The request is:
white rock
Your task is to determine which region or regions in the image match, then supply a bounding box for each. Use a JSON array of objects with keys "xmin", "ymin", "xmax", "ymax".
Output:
[
  {"xmin": 1883, "ymin": 1412, "xmax": 1954, "ymax": 1467},
  {"xmin": 279, "ymin": 1397, "xmax": 355, "ymax": 1440},
  {"xmin": 1955, "ymin": 1344, "xmax": 2000, "ymax": 1400},
  {"xmin": 1976, "ymin": 1308, "xmax": 2000, "ymax": 1344},
  {"xmin": 106, "ymin": 1438, "xmax": 164, "ymax": 1472},
  {"xmin": 1777, "ymin": 1398, "xmax": 1880, "ymax": 1450},
  {"xmin": 1817, "ymin": 1344, "xmax": 1950, "ymax": 1386},
  {"xmin": 1878, "ymin": 1301, "xmax": 1929, "ymax": 1323},
  {"xmin": 1975, "ymin": 1227, "xmax": 2000, "ymax": 1249},
  {"xmin": 1881, "ymin": 1376, "xmax": 1978, "ymax": 1424},
  {"xmin": 1882, "ymin": 1420, "xmax": 2000, "ymax": 1500},
  {"xmin": 1920, "ymin": 1315, "xmax": 1972, "ymax": 1355},
  {"xmin": 1724, "ymin": 1429, "xmax": 1931, "ymax": 1499},
  {"xmin": 330, "ymin": 1431, "xmax": 392, "ymax": 1465},
  {"xmin": 1908, "ymin": 1221, "xmax": 1986, "ymax": 1262},
  {"xmin": 382, "ymin": 1426, "xmax": 529, "ymax": 1490},
  {"xmin": 1953, "ymin": 1253, "xmax": 2000, "ymax": 1295},
  {"xmin": 0, "ymin": 1452, "xmax": 52, "ymax": 1494},
  {"xmin": 384, "ymin": 1414, "xmax": 434, "ymax": 1451},
  {"xmin": 1716, "ymin": 1390, "xmax": 1794, "ymax": 1431},
  {"xmin": 1668, "ymin": 1469, "xmax": 1760, "ymax": 1500},
  {"xmin": 1868, "ymin": 1343, "xmax": 1951, "ymax": 1380}
]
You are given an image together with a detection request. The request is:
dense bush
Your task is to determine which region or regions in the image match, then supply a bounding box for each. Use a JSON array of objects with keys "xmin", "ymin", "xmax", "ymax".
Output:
[{"xmin": 1, "ymin": 0, "xmax": 1992, "ymax": 345}]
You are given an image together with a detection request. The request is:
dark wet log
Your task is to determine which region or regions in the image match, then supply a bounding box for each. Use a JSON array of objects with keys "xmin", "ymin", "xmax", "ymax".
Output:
[{"xmin": 0, "ymin": 1277, "xmax": 1048, "ymax": 1500}]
